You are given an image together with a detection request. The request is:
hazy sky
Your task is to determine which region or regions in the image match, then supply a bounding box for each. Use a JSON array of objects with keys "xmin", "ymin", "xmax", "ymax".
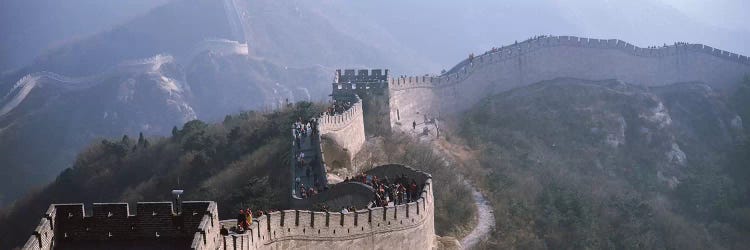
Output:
[
  {"xmin": 1, "ymin": 0, "xmax": 748, "ymax": 73},
  {"xmin": 340, "ymin": 0, "xmax": 749, "ymax": 72},
  {"xmin": 659, "ymin": 0, "xmax": 748, "ymax": 29}
]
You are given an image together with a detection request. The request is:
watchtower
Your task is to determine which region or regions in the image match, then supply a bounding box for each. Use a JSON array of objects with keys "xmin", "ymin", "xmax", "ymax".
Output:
[{"xmin": 332, "ymin": 69, "xmax": 392, "ymax": 135}]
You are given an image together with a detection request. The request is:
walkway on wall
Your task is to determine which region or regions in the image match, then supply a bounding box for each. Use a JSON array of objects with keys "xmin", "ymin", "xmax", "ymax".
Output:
[{"xmin": 291, "ymin": 125, "xmax": 326, "ymax": 199}]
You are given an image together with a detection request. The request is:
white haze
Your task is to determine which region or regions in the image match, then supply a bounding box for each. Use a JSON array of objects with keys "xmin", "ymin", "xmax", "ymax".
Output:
[
  {"xmin": 334, "ymin": 0, "xmax": 749, "ymax": 73},
  {"xmin": 1, "ymin": 0, "xmax": 747, "ymax": 74}
]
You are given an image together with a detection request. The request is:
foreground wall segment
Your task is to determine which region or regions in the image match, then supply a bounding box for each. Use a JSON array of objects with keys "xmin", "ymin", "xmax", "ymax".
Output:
[
  {"xmin": 23, "ymin": 201, "xmax": 220, "ymax": 250},
  {"xmin": 222, "ymin": 165, "xmax": 435, "ymax": 250}
]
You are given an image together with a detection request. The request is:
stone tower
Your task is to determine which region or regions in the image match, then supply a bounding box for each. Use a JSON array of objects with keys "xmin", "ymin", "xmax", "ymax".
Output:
[{"xmin": 332, "ymin": 69, "xmax": 392, "ymax": 136}]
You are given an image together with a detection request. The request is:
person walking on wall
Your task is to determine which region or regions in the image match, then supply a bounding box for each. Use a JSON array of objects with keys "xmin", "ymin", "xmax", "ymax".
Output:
[{"xmin": 413, "ymin": 121, "xmax": 416, "ymax": 130}]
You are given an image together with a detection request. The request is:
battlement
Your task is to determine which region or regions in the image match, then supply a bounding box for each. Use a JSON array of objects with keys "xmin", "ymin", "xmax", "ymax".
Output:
[
  {"xmin": 335, "ymin": 69, "xmax": 389, "ymax": 83},
  {"xmin": 221, "ymin": 164, "xmax": 434, "ymax": 250},
  {"xmin": 318, "ymin": 95, "xmax": 364, "ymax": 133},
  {"xmin": 388, "ymin": 75, "xmax": 439, "ymax": 91},
  {"xmin": 23, "ymin": 201, "xmax": 220, "ymax": 250},
  {"xmin": 432, "ymin": 35, "xmax": 750, "ymax": 91}
]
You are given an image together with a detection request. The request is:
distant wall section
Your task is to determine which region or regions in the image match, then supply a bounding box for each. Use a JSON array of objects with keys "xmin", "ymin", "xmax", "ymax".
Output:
[{"xmin": 389, "ymin": 36, "xmax": 750, "ymax": 131}]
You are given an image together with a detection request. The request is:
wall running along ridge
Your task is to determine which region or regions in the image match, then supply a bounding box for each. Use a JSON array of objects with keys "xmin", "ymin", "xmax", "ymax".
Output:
[
  {"xmin": 221, "ymin": 165, "xmax": 435, "ymax": 250},
  {"xmin": 388, "ymin": 36, "xmax": 750, "ymax": 131},
  {"xmin": 23, "ymin": 201, "xmax": 221, "ymax": 250}
]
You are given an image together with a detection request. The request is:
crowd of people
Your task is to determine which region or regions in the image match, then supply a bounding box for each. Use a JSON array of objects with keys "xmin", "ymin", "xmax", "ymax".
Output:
[
  {"xmin": 294, "ymin": 116, "xmax": 329, "ymax": 199},
  {"xmin": 311, "ymin": 203, "xmax": 359, "ymax": 213},
  {"xmin": 344, "ymin": 173, "xmax": 422, "ymax": 207},
  {"xmin": 293, "ymin": 117, "xmax": 316, "ymax": 150},
  {"xmin": 325, "ymin": 99, "xmax": 354, "ymax": 116}
]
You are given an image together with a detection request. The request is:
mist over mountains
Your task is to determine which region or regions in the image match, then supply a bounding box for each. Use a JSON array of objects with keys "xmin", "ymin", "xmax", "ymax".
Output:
[
  {"xmin": 0, "ymin": 0, "xmax": 419, "ymax": 205},
  {"xmin": 0, "ymin": 0, "xmax": 748, "ymax": 228},
  {"xmin": 0, "ymin": 0, "xmax": 749, "ymax": 249},
  {"xmin": 0, "ymin": 0, "xmax": 171, "ymax": 73}
]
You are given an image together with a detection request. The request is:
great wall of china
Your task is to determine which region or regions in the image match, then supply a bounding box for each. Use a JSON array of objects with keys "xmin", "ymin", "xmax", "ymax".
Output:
[
  {"xmin": 23, "ymin": 166, "xmax": 435, "ymax": 250},
  {"xmin": 22, "ymin": 36, "xmax": 750, "ymax": 249},
  {"xmin": 317, "ymin": 94, "xmax": 366, "ymax": 171},
  {"xmin": 389, "ymin": 35, "xmax": 750, "ymax": 131},
  {"xmin": 217, "ymin": 166, "xmax": 434, "ymax": 250},
  {"xmin": 23, "ymin": 201, "xmax": 221, "ymax": 249}
]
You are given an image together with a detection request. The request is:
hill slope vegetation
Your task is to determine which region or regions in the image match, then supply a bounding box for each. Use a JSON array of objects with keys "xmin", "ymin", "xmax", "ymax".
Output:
[{"xmin": 459, "ymin": 78, "xmax": 750, "ymax": 249}]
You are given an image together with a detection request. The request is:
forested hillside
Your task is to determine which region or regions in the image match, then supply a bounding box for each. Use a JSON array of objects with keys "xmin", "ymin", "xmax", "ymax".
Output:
[
  {"xmin": 0, "ymin": 102, "xmax": 323, "ymax": 249},
  {"xmin": 459, "ymin": 78, "xmax": 750, "ymax": 249}
]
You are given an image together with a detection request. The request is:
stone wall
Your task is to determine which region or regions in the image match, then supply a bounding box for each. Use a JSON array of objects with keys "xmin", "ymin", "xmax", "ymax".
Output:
[
  {"xmin": 388, "ymin": 76, "xmax": 441, "ymax": 132},
  {"xmin": 221, "ymin": 165, "xmax": 435, "ymax": 250},
  {"xmin": 334, "ymin": 69, "xmax": 389, "ymax": 88},
  {"xmin": 292, "ymin": 182, "xmax": 375, "ymax": 211},
  {"xmin": 23, "ymin": 201, "xmax": 220, "ymax": 250},
  {"xmin": 389, "ymin": 36, "xmax": 750, "ymax": 131},
  {"xmin": 319, "ymin": 94, "xmax": 366, "ymax": 170}
]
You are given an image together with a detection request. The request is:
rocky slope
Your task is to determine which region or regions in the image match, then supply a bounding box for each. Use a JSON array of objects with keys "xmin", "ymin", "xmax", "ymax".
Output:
[{"xmin": 459, "ymin": 78, "xmax": 749, "ymax": 249}]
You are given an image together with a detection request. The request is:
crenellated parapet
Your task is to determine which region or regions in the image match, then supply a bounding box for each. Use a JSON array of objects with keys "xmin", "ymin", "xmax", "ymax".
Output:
[
  {"xmin": 399, "ymin": 36, "xmax": 750, "ymax": 93},
  {"xmin": 318, "ymin": 94, "xmax": 364, "ymax": 133},
  {"xmin": 23, "ymin": 201, "xmax": 220, "ymax": 250},
  {"xmin": 334, "ymin": 69, "xmax": 389, "ymax": 84},
  {"xmin": 464, "ymin": 36, "xmax": 750, "ymax": 68},
  {"xmin": 388, "ymin": 36, "xmax": 750, "ymax": 134},
  {"xmin": 221, "ymin": 164, "xmax": 435, "ymax": 250},
  {"xmin": 388, "ymin": 75, "xmax": 438, "ymax": 91}
]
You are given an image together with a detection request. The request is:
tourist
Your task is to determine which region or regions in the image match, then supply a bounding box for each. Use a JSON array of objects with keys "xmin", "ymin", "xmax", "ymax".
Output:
[
  {"xmin": 237, "ymin": 209, "xmax": 246, "ymax": 231},
  {"xmin": 413, "ymin": 121, "xmax": 416, "ymax": 130},
  {"xmin": 410, "ymin": 180, "xmax": 418, "ymax": 202},
  {"xmin": 220, "ymin": 226, "xmax": 229, "ymax": 236}
]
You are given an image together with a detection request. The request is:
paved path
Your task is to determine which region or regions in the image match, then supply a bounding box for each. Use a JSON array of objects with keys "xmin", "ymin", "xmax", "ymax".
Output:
[
  {"xmin": 431, "ymin": 137, "xmax": 496, "ymax": 249},
  {"xmin": 460, "ymin": 180, "xmax": 495, "ymax": 249},
  {"xmin": 291, "ymin": 128, "xmax": 326, "ymax": 198}
]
